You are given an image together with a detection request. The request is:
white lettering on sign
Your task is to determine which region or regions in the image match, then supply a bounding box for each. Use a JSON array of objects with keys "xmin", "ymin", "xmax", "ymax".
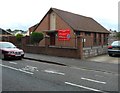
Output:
[{"xmin": 58, "ymin": 29, "xmax": 71, "ymax": 41}]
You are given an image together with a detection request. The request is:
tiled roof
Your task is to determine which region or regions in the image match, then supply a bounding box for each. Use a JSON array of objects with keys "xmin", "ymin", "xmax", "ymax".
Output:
[
  {"xmin": 52, "ymin": 8, "xmax": 109, "ymax": 33},
  {"xmin": 30, "ymin": 8, "xmax": 110, "ymax": 34},
  {"xmin": 0, "ymin": 28, "xmax": 12, "ymax": 35},
  {"xmin": 29, "ymin": 23, "xmax": 39, "ymax": 32}
]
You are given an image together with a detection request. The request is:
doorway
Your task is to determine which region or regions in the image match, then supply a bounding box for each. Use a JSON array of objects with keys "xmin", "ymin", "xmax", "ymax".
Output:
[{"xmin": 49, "ymin": 33, "xmax": 55, "ymax": 46}]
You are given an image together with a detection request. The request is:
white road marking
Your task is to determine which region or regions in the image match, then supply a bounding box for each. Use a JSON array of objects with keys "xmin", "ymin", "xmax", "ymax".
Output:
[
  {"xmin": 65, "ymin": 82, "xmax": 104, "ymax": 92},
  {"xmin": 70, "ymin": 66, "xmax": 87, "ymax": 70},
  {"xmin": 0, "ymin": 64, "xmax": 34, "ymax": 75},
  {"xmin": 44, "ymin": 70, "xmax": 65, "ymax": 75},
  {"xmin": 22, "ymin": 65, "xmax": 39, "ymax": 72},
  {"xmin": 9, "ymin": 61, "xmax": 17, "ymax": 65},
  {"xmin": 95, "ymin": 75, "xmax": 105, "ymax": 77},
  {"xmin": 18, "ymin": 69, "xmax": 34, "ymax": 74},
  {"xmin": 70, "ymin": 66, "xmax": 119, "ymax": 76},
  {"xmin": 81, "ymin": 77, "xmax": 106, "ymax": 84}
]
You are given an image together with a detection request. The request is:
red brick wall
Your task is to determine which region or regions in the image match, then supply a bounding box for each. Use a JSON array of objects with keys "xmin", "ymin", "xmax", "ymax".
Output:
[
  {"xmin": 29, "ymin": 26, "xmax": 35, "ymax": 35},
  {"xmin": 55, "ymin": 12, "xmax": 76, "ymax": 47},
  {"xmin": 81, "ymin": 32, "xmax": 108, "ymax": 47},
  {"xmin": 32, "ymin": 11, "xmax": 108, "ymax": 48},
  {"xmin": 35, "ymin": 15, "xmax": 50, "ymax": 32},
  {"xmin": 83, "ymin": 36, "xmax": 93, "ymax": 47},
  {"xmin": 24, "ymin": 45, "xmax": 79, "ymax": 58},
  {"xmin": 6, "ymin": 36, "xmax": 17, "ymax": 44},
  {"xmin": 34, "ymin": 11, "xmax": 77, "ymax": 47}
]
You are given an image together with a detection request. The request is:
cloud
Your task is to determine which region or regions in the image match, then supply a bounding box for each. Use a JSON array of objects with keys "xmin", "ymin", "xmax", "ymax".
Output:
[{"xmin": 0, "ymin": 0, "xmax": 118, "ymax": 31}]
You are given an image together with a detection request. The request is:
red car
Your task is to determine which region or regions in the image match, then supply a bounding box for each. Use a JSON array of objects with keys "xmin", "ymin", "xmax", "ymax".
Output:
[{"xmin": 0, "ymin": 42, "xmax": 24, "ymax": 60}]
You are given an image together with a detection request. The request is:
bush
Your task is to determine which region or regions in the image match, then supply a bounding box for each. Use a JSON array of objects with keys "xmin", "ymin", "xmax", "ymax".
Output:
[
  {"xmin": 16, "ymin": 34, "xmax": 23, "ymax": 42},
  {"xmin": 30, "ymin": 32, "xmax": 44, "ymax": 45}
]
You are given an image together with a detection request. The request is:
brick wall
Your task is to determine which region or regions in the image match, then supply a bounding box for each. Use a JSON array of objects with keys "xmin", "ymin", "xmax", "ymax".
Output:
[
  {"xmin": 5, "ymin": 36, "xmax": 17, "ymax": 44},
  {"xmin": 33, "ymin": 11, "xmax": 77, "ymax": 48},
  {"xmin": 83, "ymin": 46, "xmax": 108, "ymax": 58},
  {"xmin": 24, "ymin": 45, "xmax": 78, "ymax": 58},
  {"xmin": 24, "ymin": 45, "xmax": 46, "ymax": 54},
  {"xmin": 55, "ymin": 13, "xmax": 76, "ymax": 47},
  {"xmin": 21, "ymin": 36, "xmax": 82, "ymax": 59},
  {"xmin": 29, "ymin": 11, "xmax": 109, "ymax": 48},
  {"xmin": 21, "ymin": 35, "xmax": 108, "ymax": 59},
  {"xmin": 82, "ymin": 36, "xmax": 93, "ymax": 47},
  {"xmin": 82, "ymin": 33, "xmax": 109, "ymax": 47},
  {"xmin": 35, "ymin": 15, "xmax": 50, "ymax": 32}
]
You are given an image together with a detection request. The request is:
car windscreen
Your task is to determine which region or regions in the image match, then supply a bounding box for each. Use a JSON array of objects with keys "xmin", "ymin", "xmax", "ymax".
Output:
[
  {"xmin": 111, "ymin": 41, "xmax": 120, "ymax": 46},
  {"xmin": 0, "ymin": 42, "xmax": 16, "ymax": 48}
]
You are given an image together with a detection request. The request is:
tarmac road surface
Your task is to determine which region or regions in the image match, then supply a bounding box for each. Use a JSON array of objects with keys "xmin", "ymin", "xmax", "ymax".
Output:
[{"xmin": 1, "ymin": 59, "xmax": 119, "ymax": 92}]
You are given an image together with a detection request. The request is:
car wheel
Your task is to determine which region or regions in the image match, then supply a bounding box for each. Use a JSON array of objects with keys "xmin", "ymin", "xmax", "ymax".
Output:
[
  {"xmin": 108, "ymin": 53, "xmax": 113, "ymax": 57},
  {"xmin": 19, "ymin": 57, "xmax": 22, "ymax": 60}
]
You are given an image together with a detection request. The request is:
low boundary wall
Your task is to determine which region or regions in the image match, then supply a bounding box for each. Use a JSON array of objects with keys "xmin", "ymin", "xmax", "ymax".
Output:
[
  {"xmin": 23, "ymin": 45, "xmax": 108, "ymax": 59},
  {"xmin": 6, "ymin": 36, "xmax": 108, "ymax": 59},
  {"xmin": 83, "ymin": 46, "xmax": 108, "ymax": 58},
  {"xmin": 24, "ymin": 45, "xmax": 79, "ymax": 58}
]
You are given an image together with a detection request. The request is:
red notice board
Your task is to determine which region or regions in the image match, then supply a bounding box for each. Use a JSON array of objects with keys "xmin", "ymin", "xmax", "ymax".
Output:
[{"xmin": 58, "ymin": 29, "xmax": 71, "ymax": 41}]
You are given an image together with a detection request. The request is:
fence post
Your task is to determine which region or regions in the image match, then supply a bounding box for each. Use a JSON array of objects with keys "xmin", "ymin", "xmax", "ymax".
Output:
[{"xmin": 77, "ymin": 35, "xmax": 83, "ymax": 59}]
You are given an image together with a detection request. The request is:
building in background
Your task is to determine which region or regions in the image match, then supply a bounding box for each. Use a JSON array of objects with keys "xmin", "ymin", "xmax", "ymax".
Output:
[{"xmin": 0, "ymin": 28, "xmax": 12, "ymax": 41}]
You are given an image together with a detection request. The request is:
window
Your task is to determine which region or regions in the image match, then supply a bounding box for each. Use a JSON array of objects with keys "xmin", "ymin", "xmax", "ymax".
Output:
[
  {"xmin": 103, "ymin": 34, "xmax": 108, "ymax": 45},
  {"xmin": 85, "ymin": 32, "xmax": 91, "ymax": 36},
  {"xmin": 50, "ymin": 12, "xmax": 56, "ymax": 30},
  {"xmin": 99, "ymin": 34, "xmax": 101, "ymax": 45},
  {"xmin": 94, "ymin": 33, "xmax": 97, "ymax": 42},
  {"xmin": 75, "ymin": 31, "xmax": 81, "ymax": 36}
]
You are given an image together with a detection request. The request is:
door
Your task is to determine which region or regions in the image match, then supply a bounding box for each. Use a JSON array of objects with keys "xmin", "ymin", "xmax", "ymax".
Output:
[{"xmin": 50, "ymin": 33, "xmax": 55, "ymax": 46}]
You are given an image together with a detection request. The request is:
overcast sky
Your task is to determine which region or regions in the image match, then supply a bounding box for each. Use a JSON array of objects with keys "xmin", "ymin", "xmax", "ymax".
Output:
[{"xmin": 0, "ymin": 0, "xmax": 119, "ymax": 31}]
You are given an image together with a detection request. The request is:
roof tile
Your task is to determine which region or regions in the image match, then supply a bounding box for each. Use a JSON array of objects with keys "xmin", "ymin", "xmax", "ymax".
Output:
[{"xmin": 52, "ymin": 8, "xmax": 110, "ymax": 33}]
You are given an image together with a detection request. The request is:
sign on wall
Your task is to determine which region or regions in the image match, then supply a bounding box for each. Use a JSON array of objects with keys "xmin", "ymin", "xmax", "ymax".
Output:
[{"xmin": 58, "ymin": 29, "xmax": 71, "ymax": 41}]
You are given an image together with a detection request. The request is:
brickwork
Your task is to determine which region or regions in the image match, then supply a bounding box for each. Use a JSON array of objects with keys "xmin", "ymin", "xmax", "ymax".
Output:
[
  {"xmin": 35, "ymin": 15, "xmax": 50, "ymax": 32},
  {"xmin": 28, "ymin": 10, "xmax": 109, "ymax": 48},
  {"xmin": 20, "ymin": 36, "xmax": 81, "ymax": 59},
  {"xmin": 83, "ymin": 46, "xmax": 108, "ymax": 58},
  {"xmin": 4, "ymin": 36, "xmax": 108, "ymax": 59},
  {"xmin": 82, "ymin": 36, "xmax": 93, "ymax": 47},
  {"xmin": 55, "ymin": 13, "xmax": 76, "ymax": 47},
  {"xmin": 5, "ymin": 36, "xmax": 17, "ymax": 44}
]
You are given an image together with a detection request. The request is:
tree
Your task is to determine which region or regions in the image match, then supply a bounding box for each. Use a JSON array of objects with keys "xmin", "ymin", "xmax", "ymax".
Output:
[
  {"xmin": 6, "ymin": 29, "xmax": 12, "ymax": 32},
  {"xmin": 16, "ymin": 33, "xmax": 23, "ymax": 42},
  {"xmin": 30, "ymin": 32, "xmax": 44, "ymax": 45}
]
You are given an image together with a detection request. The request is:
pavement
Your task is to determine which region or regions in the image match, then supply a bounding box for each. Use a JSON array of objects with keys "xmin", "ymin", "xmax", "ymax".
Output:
[{"xmin": 24, "ymin": 53, "xmax": 119, "ymax": 74}]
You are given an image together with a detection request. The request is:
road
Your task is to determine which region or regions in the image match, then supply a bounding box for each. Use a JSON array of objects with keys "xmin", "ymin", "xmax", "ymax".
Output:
[{"xmin": 0, "ymin": 59, "xmax": 119, "ymax": 92}]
